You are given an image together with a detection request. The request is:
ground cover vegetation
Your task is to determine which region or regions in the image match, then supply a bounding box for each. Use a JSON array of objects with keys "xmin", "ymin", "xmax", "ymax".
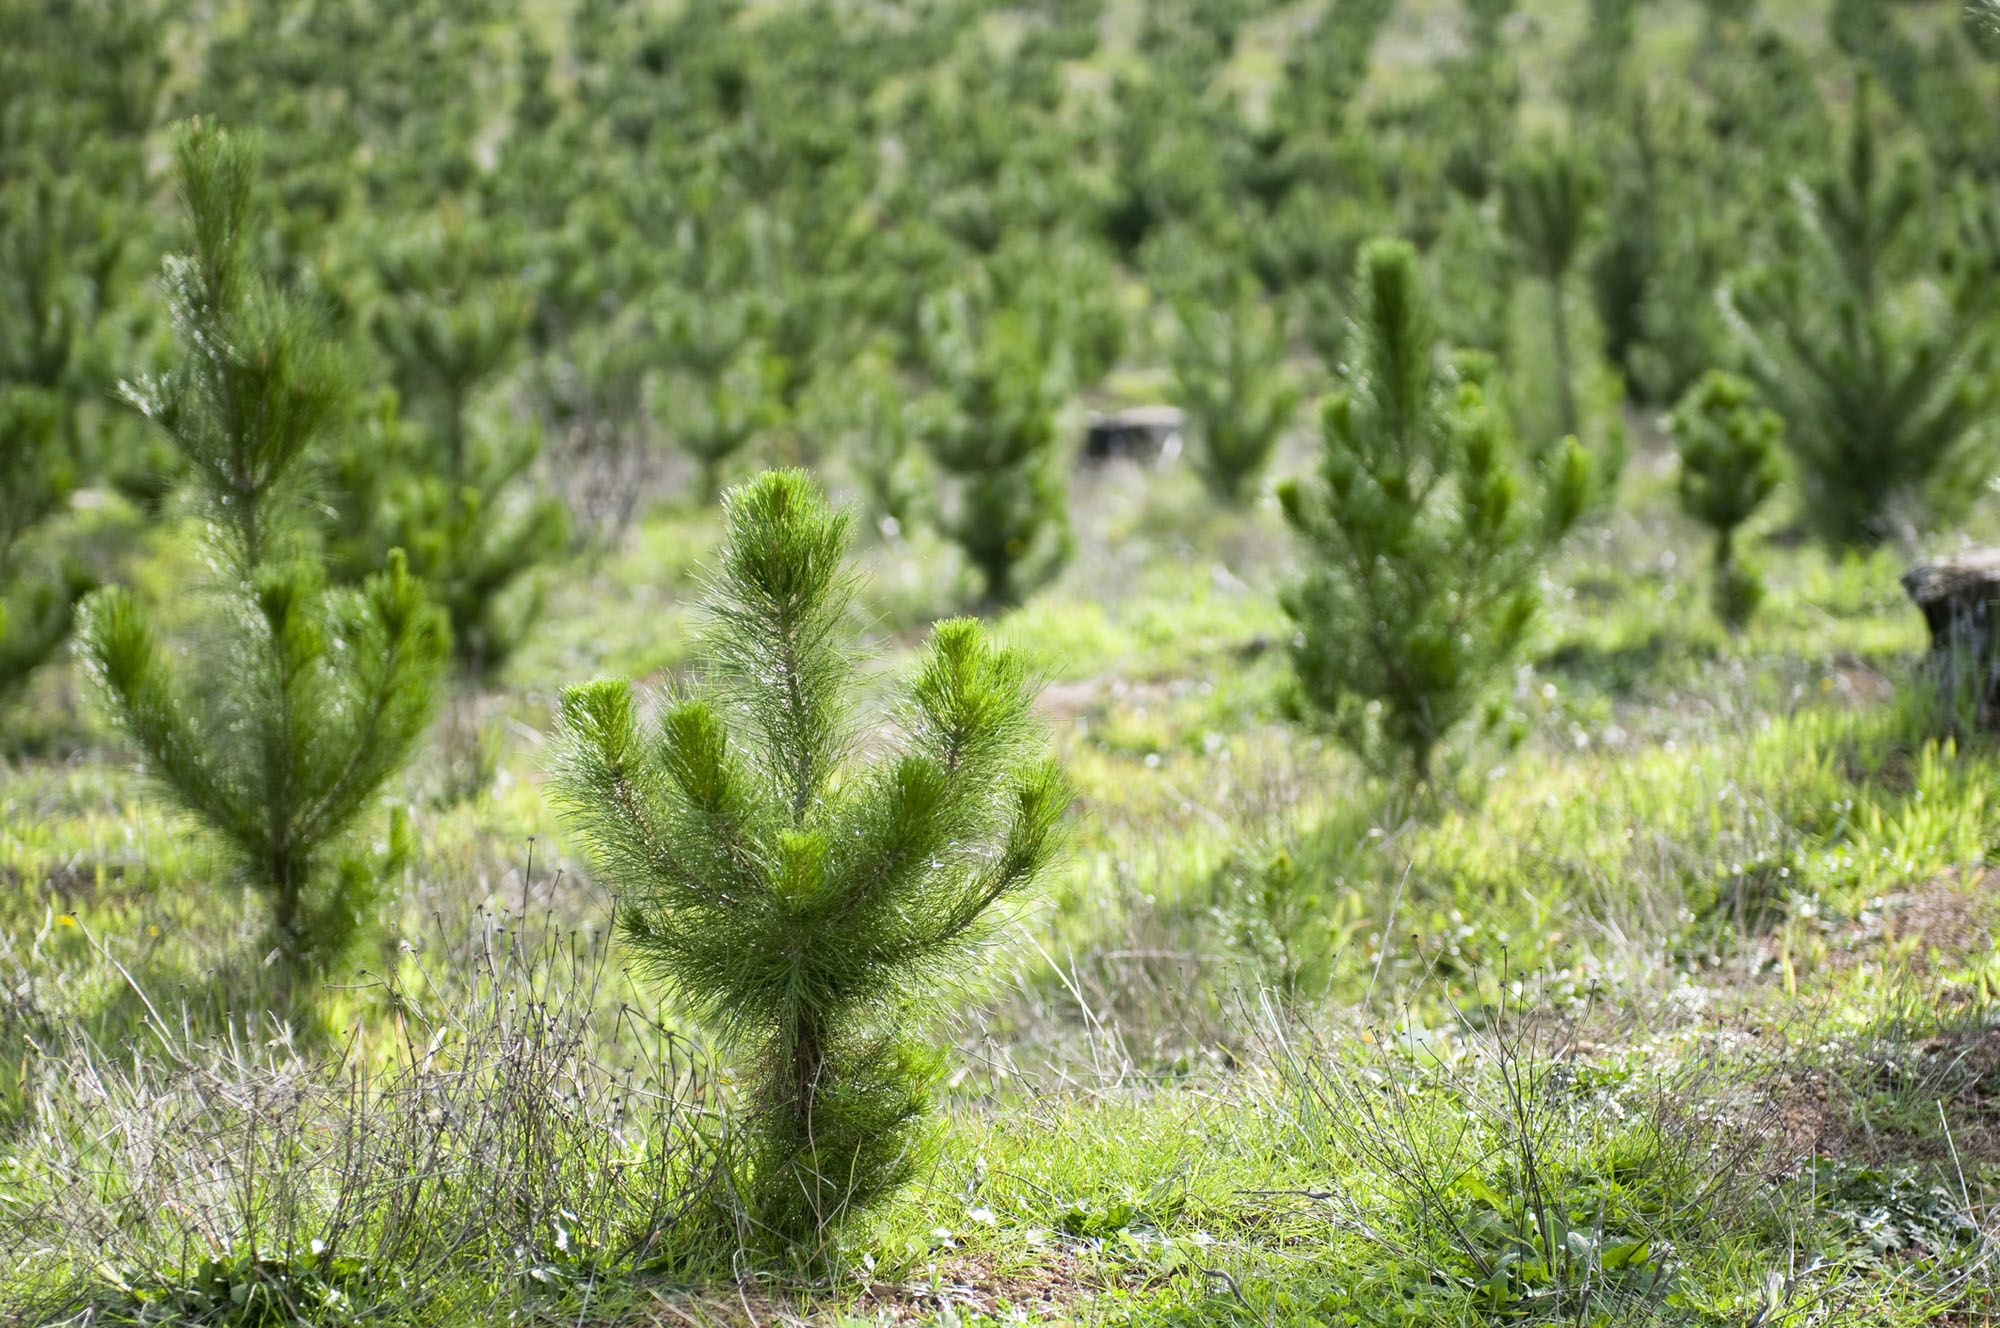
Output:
[{"xmin": 5, "ymin": 0, "xmax": 2000, "ymax": 1324}]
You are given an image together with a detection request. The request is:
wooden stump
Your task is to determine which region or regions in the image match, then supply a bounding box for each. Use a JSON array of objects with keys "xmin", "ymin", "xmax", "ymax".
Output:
[
  {"xmin": 1901, "ymin": 548, "xmax": 2000, "ymax": 727},
  {"xmin": 1083, "ymin": 406, "xmax": 1183, "ymax": 465}
]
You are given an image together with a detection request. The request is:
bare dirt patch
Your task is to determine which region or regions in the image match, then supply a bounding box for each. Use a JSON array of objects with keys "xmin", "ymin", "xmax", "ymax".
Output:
[{"xmin": 1762, "ymin": 1027, "xmax": 2000, "ymax": 1168}]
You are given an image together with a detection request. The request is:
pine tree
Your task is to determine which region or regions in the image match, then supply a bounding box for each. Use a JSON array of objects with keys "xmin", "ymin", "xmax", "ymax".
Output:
[
  {"xmin": 1697, "ymin": 0, "xmax": 1755, "ymax": 32},
  {"xmin": 76, "ymin": 122, "xmax": 447, "ymax": 975},
  {"xmin": 1671, "ymin": 370, "xmax": 1784, "ymax": 630},
  {"xmin": 1280, "ymin": 240, "xmax": 1591, "ymax": 783},
  {"xmin": 1722, "ymin": 78, "xmax": 1998, "ymax": 549},
  {"xmin": 0, "ymin": 168, "xmax": 128, "ymax": 705},
  {"xmin": 1977, "ymin": 0, "xmax": 2000, "ymax": 45},
  {"xmin": 655, "ymin": 343, "xmax": 782, "ymax": 505},
  {"xmin": 1167, "ymin": 290, "xmax": 1302, "ymax": 505},
  {"xmin": 536, "ymin": 327, "xmax": 654, "ymax": 552},
  {"xmin": 1590, "ymin": 92, "xmax": 1672, "ymax": 400},
  {"xmin": 914, "ymin": 295, "xmax": 1072, "ymax": 607},
  {"xmin": 1591, "ymin": 92, "xmax": 1738, "ymax": 407},
  {"xmin": 334, "ymin": 206, "xmax": 568, "ymax": 679},
  {"xmin": 0, "ymin": 389, "xmax": 90, "ymax": 703},
  {"xmin": 1499, "ymin": 138, "xmax": 1601, "ymax": 442},
  {"xmin": 1564, "ymin": 0, "xmax": 1640, "ymax": 115},
  {"xmin": 813, "ymin": 350, "xmax": 924, "ymax": 538},
  {"xmin": 987, "ymin": 237, "xmax": 1128, "ymax": 392},
  {"xmin": 1277, "ymin": 0, "xmax": 1398, "ymax": 139},
  {"xmin": 1833, "ymin": 0, "xmax": 1997, "ymax": 179},
  {"xmin": 648, "ymin": 286, "xmax": 783, "ymax": 504},
  {"xmin": 1434, "ymin": 0, "xmax": 1520, "ymax": 204},
  {"xmin": 553, "ymin": 470, "xmax": 1068, "ymax": 1245}
]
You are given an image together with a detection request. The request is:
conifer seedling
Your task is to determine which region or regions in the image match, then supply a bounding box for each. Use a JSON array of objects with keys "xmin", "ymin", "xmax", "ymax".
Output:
[
  {"xmin": 1168, "ymin": 291, "xmax": 1302, "ymax": 505},
  {"xmin": 77, "ymin": 122, "xmax": 447, "ymax": 975},
  {"xmin": 0, "ymin": 389, "xmax": 90, "ymax": 705},
  {"xmin": 1564, "ymin": 0, "xmax": 1641, "ymax": 115},
  {"xmin": 1671, "ymin": 370, "xmax": 1784, "ymax": 630},
  {"xmin": 1499, "ymin": 138, "xmax": 1601, "ymax": 443},
  {"xmin": 1723, "ymin": 76, "xmax": 1998, "ymax": 548},
  {"xmin": 651, "ymin": 350, "xmax": 782, "ymax": 506},
  {"xmin": 331, "ymin": 206, "xmax": 567, "ymax": 680},
  {"xmin": 914, "ymin": 295, "xmax": 1072, "ymax": 606},
  {"xmin": 0, "ymin": 170, "xmax": 122, "ymax": 707},
  {"xmin": 553, "ymin": 470, "xmax": 1069, "ymax": 1245},
  {"xmin": 649, "ymin": 287, "xmax": 782, "ymax": 504},
  {"xmin": 1280, "ymin": 239, "xmax": 1591, "ymax": 784},
  {"xmin": 1977, "ymin": 0, "xmax": 2000, "ymax": 44}
]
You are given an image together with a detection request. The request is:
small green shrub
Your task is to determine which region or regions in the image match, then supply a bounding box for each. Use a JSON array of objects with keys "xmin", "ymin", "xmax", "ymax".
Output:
[
  {"xmin": 94, "ymin": 1250, "xmax": 383, "ymax": 1327},
  {"xmin": 76, "ymin": 122, "xmax": 447, "ymax": 975},
  {"xmin": 1804, "ymin": 1159, "xmax": 1983, "ymax": 1271},
  {"xmin": 1279, "ymin": 239, "xmax": 1590, "ymax": 783},
  {"xmin": 1723, "ymin": 76, "xmax": 1999, "ymax": 549},
  {"xmin": 553, "ymin": 469, "xmax": 1070, "ymax": 1247},
  {"xmin": 1279, "ymin": 1000, "xmax": 1770, "ymax": 1326},
  {"xmin": 1167, "ymin": 291, "xmax": 1302, "ymax": 505},
  {"xmin": 1670, "ymin": 369, "xmax": 1784, "ymax": 629},
  {"xmin": 1215, "ymin": 843, "xmax": 1374, "ymax": 1007}
]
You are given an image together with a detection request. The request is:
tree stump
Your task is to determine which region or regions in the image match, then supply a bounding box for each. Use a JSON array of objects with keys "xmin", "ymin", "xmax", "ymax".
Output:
[
  {"xmin": 1901, "ymin": 548, "xmax": 2000, "ymax": 727},
  {"xmin": 1083, "ymin": 406, "xmax": 1184, "ymax": 465}
]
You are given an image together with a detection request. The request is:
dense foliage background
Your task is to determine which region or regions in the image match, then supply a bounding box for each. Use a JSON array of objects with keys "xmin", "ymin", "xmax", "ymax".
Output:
[{"xmin": 6, "ymin": 0, "xmax": 1996, "ymax": 611}]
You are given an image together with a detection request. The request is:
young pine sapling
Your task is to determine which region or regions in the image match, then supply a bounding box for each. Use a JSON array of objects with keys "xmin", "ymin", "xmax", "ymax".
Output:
[
  {"xmin": 334, "ymin": 206, "xmax": 568, "ymax": 679},
  {"xmin": 1280, "ymin": 239, "xmax": 1591, "ymax": 784},
  {"xmin": 1167, "ymin": 291, "xmax": 1302, "ymax": 505},
  {"xmin": 915, "ymin": 294, "xmax": 1073, "ymax": 606},
  {"xmin": 1671, "ymin": 370, "xmax": 1784, "ymax": 630},
  {"xmin": 1723, "ymin": 77, "xmax": 1998, "ymax": 549},
  {"xmin": 77, "ymin": 122, "xmax": 447, "ymax": 975},
  {"xmin": 1499, "ymin": 139, "xmax": 1602, "ymax": 441},
  {"xmin": 0, "ymin": 390, "xmax": 90, "ymax": 705},
  {"xmin": 649, "ymin": 288, "xmax": 784, "ymax": 504},
  {"xmin": 553, "ymin": 470, "xmax": 1069, "ymax": 1246},
  {"xmin": 822, "ymin": 351, "xmax": 926, "ymax": 538},
  {"xmin": 0, "ymin": 170, "xmax": 122, "ymax": 706}
]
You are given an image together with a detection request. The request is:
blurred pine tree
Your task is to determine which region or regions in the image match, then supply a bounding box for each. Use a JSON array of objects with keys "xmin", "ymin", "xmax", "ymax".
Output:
[
  {"xmin": 914, "ymin": 292, "xmax": 1073, "ymax": 607},
  {"xmin": 1724, "ymin": 77, "xmax": 1999, "ymax": 549},
  {"xmin": 1671, "ymin": 370, "xmax": 1785, "ymax": 630},
  {"xmin": 1499, "ymin": 138, "xmax": 1602, "ymax": 443},
  {"xmin": 1168, "ymin": 289, "xmax": 1302, "ymax": 505},
  {"xmin": 330, "ymin": 207, "xmax": 568, "ymax": 680}
]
